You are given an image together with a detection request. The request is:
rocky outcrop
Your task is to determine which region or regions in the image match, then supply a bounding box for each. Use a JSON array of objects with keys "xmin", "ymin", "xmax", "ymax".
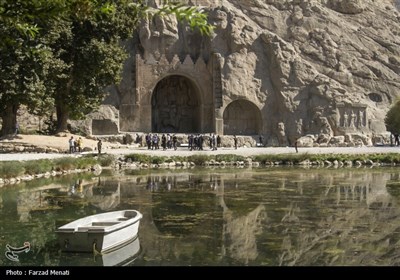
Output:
[
  {"xmin": 15, "ymin": 0, "xmax": 398, "ymax": 149},
  {"xmin": 117, "ymin": 0, "xmax": 399, "ymax": 147}
]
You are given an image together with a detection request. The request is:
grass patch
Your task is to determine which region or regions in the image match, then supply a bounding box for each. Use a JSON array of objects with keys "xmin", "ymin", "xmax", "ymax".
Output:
[
  {"xmin": 125, "ymin": 153, "xmax": 152, "ymax": 163},
  {"xmin": 0, "ymin": 155, "xmax": 105, "ymax": 179},
  {"xmin": 23, "ymin": 159, "xmax": 53, "ymax": 175},
  {"xmin": 0, "ymin": 162, "xmax": 26, "ymax": 178},
  {"xmin": 187, "ymin": 155, "xmax": 210, "ymax": 165},
  {"xmin": 53, "ymin": 157, "xmax": 76, "ymax": 171},
  {"xmin": 97, "ymin": 154, "xmax": 115, "ymax": 167},
  {"xmin": 215, "ymin": 154, "xmax": 246, "ymax": 162}
]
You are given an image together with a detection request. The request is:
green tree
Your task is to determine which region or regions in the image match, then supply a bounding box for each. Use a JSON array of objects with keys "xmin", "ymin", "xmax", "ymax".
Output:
[
  {"xmin": 0, "ymin": 0, "xmax": 214, "ymax": 135},
  {"xmin": 0, "ymin": 0, "xmax": 61, "ymax": 136},
  {"xmin": 385, "ymin": 99, "xmax": 400, "ymax": 135},
  {"xmin": 50, "ymin": 0, "xmax": 213, "ymax": 132}
]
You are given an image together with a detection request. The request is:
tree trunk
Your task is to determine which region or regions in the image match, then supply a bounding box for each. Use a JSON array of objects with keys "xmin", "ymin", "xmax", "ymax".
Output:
[
  {"xmin": 0, "ymin": 104, "xmax": 18, "ymax": 137},
  {"xmin": 56, "ymin": 102, "xmax": 70, "ymax": 133}
]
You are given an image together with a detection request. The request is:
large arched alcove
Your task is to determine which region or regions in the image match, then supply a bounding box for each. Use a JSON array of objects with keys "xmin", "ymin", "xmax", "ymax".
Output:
[
  {"xmin": 223, "ymin": 100, "xmax": 262, "ymax": 135},
  {"xmin": 151, "ymin": 75, "xmax": 200, "ymax": 133}
]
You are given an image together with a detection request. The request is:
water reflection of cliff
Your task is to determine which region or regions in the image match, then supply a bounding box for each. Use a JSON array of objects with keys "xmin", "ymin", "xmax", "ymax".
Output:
[
  {"xmin": 114, "ymin": 172, "xmax": 268, "ymax": 265},
  {"xmin": 276, "ymin": 171, "xmax": 400, "ymax": 266},
  {"xmin": 6, "ymin": 168, "xmax": 400, "ymax": 265},
  {"xmin": 16, "ymin": 179, "xmax": 121, "ymax": 222},
  {"xmin": 116, "ymin": 169, "xmax": 400, "ymax": 265}
]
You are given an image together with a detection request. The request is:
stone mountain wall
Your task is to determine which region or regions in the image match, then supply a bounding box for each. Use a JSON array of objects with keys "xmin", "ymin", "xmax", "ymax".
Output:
[{"xmin": 102, "ymin": 0, "xmax": 400, "ymax": 146}]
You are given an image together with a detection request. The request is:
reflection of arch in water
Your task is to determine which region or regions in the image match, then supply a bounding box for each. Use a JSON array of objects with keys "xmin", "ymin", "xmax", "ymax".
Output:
[
  {"xmin": 151, "ymin": 191, "xmax": 217, "ymax": 236},
  {"xmin": 216, "ymin": 177, "xmax": 266, "ymax": 264},
  {"xmin": 115, "ymin": 173, "xmax": 267, "ymax": 263},
  {"xmin": 223, "ymin": 100, "xmax": 262, "ymax": 135},
  {"xmin": 85, "ymin": 182, "xmax": 121, "ymax": 211},
  {"xmin": 151, "ymin": 75, "xmax": 201, "ymax": 133}
]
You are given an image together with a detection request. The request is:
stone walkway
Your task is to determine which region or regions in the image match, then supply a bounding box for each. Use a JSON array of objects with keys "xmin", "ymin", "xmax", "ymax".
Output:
[{"xmin": 1, "ymin": 146, "xmax": 399, "ymax": 161}]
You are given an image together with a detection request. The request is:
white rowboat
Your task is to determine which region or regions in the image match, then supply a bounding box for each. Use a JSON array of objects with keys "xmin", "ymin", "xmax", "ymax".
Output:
[{"xmin": 56, "ymin": 210, "xmax": 142, "ymax": 253}]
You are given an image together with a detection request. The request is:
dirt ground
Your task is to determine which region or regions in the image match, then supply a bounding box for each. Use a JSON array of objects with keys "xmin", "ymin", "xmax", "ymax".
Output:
[
  {"xmin": 0, "ymin": 133, "xmax": 118, "ymax": 152},
  {"xmin": 1, "ymin": 133, "xmax": 400, "ymax": 162}
]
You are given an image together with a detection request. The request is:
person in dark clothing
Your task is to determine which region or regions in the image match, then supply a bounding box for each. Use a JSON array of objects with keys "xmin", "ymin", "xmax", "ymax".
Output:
[
  {"xmin": 97, "ymin": 139, "xmax": 102, "ymax": 154},
  {"xmin": 172, "ymin": 135, "xmax": 178, "ymax": 150}
]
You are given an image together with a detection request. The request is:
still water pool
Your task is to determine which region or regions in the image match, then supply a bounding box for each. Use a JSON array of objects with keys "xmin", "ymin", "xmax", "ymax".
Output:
[{"xmin": 1, "ymin": 167, "xmax": 400, "ymax": 266}]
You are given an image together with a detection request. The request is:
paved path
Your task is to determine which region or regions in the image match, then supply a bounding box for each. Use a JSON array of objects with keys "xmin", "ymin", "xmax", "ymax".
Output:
[{"xmin": 1, "ymin": 146, "xmax": 399, "ymax": 161}]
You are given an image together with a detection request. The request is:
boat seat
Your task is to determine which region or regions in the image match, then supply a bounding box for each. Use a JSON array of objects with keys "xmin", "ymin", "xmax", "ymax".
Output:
[
  {"xmin": 77, "ymin": 226, "xmax": 107, "ymax": 232},
  {"xmin": 91, "ymin": 222, "xmax": 119, "ymax": 226},
  {"xmin": 124, "ymin": 211, "xmax": 138, "ymax": 218}
]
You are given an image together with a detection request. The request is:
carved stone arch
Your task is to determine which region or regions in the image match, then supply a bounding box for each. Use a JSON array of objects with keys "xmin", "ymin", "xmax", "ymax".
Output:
[
  {"xmin": 151, "ymin": 75, "xmax": 202, "ymax": 133},
  {"xmin": 223, "ymin": 100, "xmax": 262, "ymax": 135}
]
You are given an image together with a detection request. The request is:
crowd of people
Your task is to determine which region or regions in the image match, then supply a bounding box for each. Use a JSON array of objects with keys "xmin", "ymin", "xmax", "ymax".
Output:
[
  {"xmin": 144, "ymin": 133, "xmax": 223, "ymax": 151},
  {"xmin": 68, "ymin": 136, "xmax": 102, "ymax": 154},
  {"xmin": 67, "ymin": 133, "xmax": 270, "ymax": 154}
]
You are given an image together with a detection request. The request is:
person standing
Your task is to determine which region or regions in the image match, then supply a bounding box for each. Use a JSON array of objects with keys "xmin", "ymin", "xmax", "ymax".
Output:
[
  {"xmin": 172, "ymin": 134, "xmax": 178, "ymax": 150},
  {"xmin": 294, "ymin": 139, "xmax": 298, "ymax": 153},
  {"xmin": 259, "ymin": 135, "xmax": 264, "ymax": 147},
  {"xmin": 233, "ymin": 135, "xmax": 238, "ymax": 149},
  {"xmin": 14, "ymin": 122, "xmax": 19, "ymax": 135},
  {"xmin": 76, "ymin": 137, "xmax": 82, "ymax": 153},
  {"xmin": 217, "ymin": 135, "xmax": 221, "ymax": 148},
  {"xmin": 97, "ymin": 139, "xmax": 102, "ymax": 154},
  {"xmin": 69, "ymin": 136, "xmax": 75, "ymax": 153}
]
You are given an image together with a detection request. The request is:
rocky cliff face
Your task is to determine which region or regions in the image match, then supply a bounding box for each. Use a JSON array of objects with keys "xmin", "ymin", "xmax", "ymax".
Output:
[{"xmin": 125, "ymin": 0, "xmax": 400, "ymax": 146}]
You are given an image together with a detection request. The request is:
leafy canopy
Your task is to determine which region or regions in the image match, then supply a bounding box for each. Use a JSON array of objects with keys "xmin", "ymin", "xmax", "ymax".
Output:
[{"xmin": 385, "ymin": 99, "xmax": 400, "ymax": 134}]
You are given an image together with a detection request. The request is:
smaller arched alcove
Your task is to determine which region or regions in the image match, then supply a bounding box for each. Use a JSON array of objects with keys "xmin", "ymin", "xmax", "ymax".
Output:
[{"xmin": 223, "ymin": 100, "xmax": 262, "ymax": 135}]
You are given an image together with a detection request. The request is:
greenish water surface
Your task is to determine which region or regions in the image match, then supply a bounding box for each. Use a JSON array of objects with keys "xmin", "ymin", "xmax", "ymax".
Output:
[{"xmin": 1, "ymin": 167, "xmax": 400, "ymax": 266}]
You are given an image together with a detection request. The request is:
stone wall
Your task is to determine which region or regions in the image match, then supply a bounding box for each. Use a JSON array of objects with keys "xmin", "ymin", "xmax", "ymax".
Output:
[{"xmin": 109, "ymin": 0, "xmax": 399, "ymax": 147}]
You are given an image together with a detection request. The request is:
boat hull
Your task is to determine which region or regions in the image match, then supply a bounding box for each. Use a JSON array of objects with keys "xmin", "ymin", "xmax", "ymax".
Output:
[{"xmin": 56, "ymin": 210, "xmax": 142, "ymax": 253}]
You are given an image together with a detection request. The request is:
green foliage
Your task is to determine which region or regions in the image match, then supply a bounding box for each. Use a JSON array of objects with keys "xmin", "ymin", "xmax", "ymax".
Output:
[
  {"xmin": 23, "ymin": 159, "xmax": 53, "ymax": 175},
  {"xmin": 53, "ymin": 156, "xmax": 97, "ymax": 171},
  {"xmin": 0, "ymin": 0, "xmax": 214, "ymax": 134},
  {"xmin": 215, "ymin": 154, "xmax": 246, "ymax": 162},
  {"xmin": 53, "ymin": 157, "xmax": 76, "ymax": 171},
  {"xmin": 151, "ymin": 156, "xmax": 167, "ymax": 164},
  {"xmin": 0, "ymin": 162, "xmax": 26, "ymax": 178},
  {"xmin": 153, "ymin": 2, "xmax": 214, "ymax": 36},
  {"xmin": 98, "ymin": 154, "xmax": 115, "ymax": 167},
  {"xmin": 385, "ymin": 99, "xmax": 400, "ymax": 134},
  {"xmin": 187, "ymin": 154, "xmax": 209, "ymax": 165},
  {"xmin": 75, "ymin": 157, "xmax": 98, "ymax": 169},
  {"xmin": 125, "ymin": 153, "xmax": 152, "ymax": 163},
  {"xmin": 0, "ymin": 154, "xmax": 115, "ymax": 179}
]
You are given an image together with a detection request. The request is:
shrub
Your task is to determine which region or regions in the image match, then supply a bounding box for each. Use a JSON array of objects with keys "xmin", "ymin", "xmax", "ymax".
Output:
[
  {"xmin": 187, "ymin": 154, "xmax": 209, "ymax": 165},
  {"xmin": 151, "ymin": 156, "xmax": 166, "ymax": 164},
  {"xmin": 24, "ymin": 159, "xmax": 53, "ymax": 175},
  {"xmin": 75, "ymin": 157, "xmax": 98, "ymax": 169},
  {"xmin": 0, "ymin": 162, "xmax": 26, "ymax": 178},
  {"xmin": 98, "ymin": 154, "xmax": 115, "ymax": 167},
  {"xmin": 215, "ymin": 154, "xmax": 245, "ymax": 162},
  {"xmin": 53, "ymin": 157, "xmax": 76, "ymax": 171},
  {"xmin": 125, "ymin": 153, "xmax": 152, "ymax": 163}
]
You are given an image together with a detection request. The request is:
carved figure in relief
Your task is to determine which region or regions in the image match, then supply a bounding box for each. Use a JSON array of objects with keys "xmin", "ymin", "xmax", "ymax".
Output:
[
  {"xmin": 277, "ymin": 122, "xmax": 287, "ymax": 146},
  {"xmin": 350, "ymin": 111, "xmax": 356, "ymax": 128},
  {"xmin": 295, "ymin": 119, "xmax": 303, "ymax": 137},
  {"xmin": 358, "ymin": 110, "xmax": 364, "ymax": 127},
  {"xmin": 319, "ymin": 117, "xmax": 333, "ymax": 136},
  {"xmin": 343, "ymin": 111, "xmax": 348, "ymax": 127}
]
